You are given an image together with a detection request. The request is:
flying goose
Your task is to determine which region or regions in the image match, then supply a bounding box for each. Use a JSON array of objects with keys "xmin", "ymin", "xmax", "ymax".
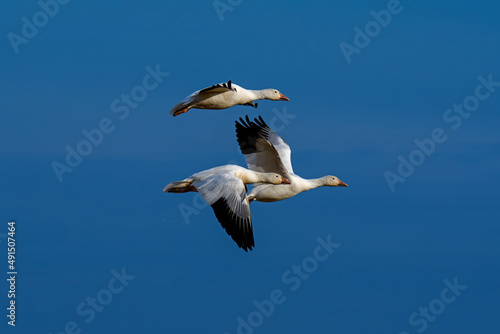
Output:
[
  {"xmin": 235, "ymin": 116, "xmax": 348, "ymax": 203},
  {"xmin": 163, "ymin": 165, "xmax": 290, "ymax": 251},
  {"xmin": 169, "ymin": 80, "xmax": 289, "ymax": 117}
]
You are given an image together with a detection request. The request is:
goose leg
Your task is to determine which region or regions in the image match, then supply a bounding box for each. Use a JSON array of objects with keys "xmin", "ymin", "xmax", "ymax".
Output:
[{"xmin": 242, "ymin": 101, "xmax": 258, "ymax": 108}]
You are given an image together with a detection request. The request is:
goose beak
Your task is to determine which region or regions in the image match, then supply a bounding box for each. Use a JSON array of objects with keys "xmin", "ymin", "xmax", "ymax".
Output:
[
  {"xmin": 281, "ymin": 177, "xmax": 291, "ymax": 184},
  {"xmin": 279, "ymin": 93, "xmax": 289, "ymax": 101},
  {"xmin": 338, "ymin": 180, "xmax": 348, "ymax": 187}
]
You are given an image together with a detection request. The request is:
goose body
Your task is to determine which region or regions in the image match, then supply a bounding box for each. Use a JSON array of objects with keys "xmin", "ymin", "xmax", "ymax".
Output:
[
  {"xmin": 245, "ymin": 175, "xmax": 337, "ymax": 202},
  {"xmin": 235, "ymin": 116, "xmax": 348, "ymax": 203},
  {"xmin": 169, "ymin": 81, "xmax": 289, "ymax": 117},
  {"xmin": 163, "ymin": 164, "xmax": 290, "ymax": 251}
]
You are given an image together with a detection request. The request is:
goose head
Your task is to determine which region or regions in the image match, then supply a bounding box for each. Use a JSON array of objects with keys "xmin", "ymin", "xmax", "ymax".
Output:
[
  {"xmin": 262, "ymin": 89, "xmax": 289, "ymax": 101},
  {"xmin": 265, "ymin": 173, "xmax": 291, "ymax": 185},
  {"xmin": 322, "ymin": 176, "xmax": 348, "ymax": 187}
]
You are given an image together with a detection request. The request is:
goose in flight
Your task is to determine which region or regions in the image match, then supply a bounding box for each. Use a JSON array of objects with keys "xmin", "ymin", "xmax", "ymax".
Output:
[
  {"xmin": 235, "ymin": 116, "xmax": 348, "ymax": 203},
  {"xmin": 169, "ymin": 80, "xmax": 289, "ymax": 117},
  {"xmin": 163, "ymin": 165, "xmax": 290, "ymax": 251}
]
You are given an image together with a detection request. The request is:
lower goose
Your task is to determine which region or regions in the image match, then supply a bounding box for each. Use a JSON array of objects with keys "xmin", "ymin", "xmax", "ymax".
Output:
[
  {"xmin": 235, "ymin": 116, "xmax": 348, "ymax": 203},
  {"xmin": 163, "ymin": 165, "xmax": 290, "ymax": 251}
]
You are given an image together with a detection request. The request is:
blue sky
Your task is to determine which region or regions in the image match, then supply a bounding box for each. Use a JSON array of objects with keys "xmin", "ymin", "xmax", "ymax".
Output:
[{"xmin": 1, "ymin": 0, "xmax": 500, "ymax": 333}]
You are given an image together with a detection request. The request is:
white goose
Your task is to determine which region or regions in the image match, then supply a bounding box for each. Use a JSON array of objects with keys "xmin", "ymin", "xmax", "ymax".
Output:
[
  {"xmin": 169, "ymin": 80, "xmax": 289, "ymax": 117},
  {"xmin": 163, "ymin": 165, "xmax": 290, "ymax": 251},
  {"xmin": 235, "ymin": 116, "xmax": 348, "ymax": 203}
]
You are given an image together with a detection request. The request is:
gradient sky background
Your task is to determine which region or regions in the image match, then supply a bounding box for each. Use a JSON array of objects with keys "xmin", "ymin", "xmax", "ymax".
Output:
[{"xmin": 1, "ymin": 0, "xmax": 500, "ymax": 333}]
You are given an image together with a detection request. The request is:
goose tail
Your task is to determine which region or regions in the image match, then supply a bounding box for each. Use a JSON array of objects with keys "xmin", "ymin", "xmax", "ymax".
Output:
[{"xmin": 163, "ymin": 179, "xmax": 194, "ymax": 193}]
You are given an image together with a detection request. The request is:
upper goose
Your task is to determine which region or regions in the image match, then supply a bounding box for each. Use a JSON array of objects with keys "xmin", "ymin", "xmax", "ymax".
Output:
[
  {"xmin": 169, "ymin": 80, "xmax": 289, "ymax": 117},
  {"xmin": 163, "ymin": 164, "xmax": 290, "ymax": 251},
  {"xmin": 235, "ymin": 116, "xmax": 348, "ymax": 203}
]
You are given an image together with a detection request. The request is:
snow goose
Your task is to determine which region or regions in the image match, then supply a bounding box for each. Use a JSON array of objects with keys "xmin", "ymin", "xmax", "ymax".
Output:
[
  {"xmin": 235, "ymin": 116, "xmax": 348, "ymax": 203},
  {"xmin": 163, "ymin": 164, "xmax": 290, "ymax": 251},
  {"xmin": 169, "ymin": 80, "xmax": 289, "ymax": 116}
]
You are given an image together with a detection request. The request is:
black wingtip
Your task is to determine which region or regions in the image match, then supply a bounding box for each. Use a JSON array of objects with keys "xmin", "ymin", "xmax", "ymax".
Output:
[
  {"xmin": 228, "ymin": 80, "xmax": 232, "ymax": 90},
  {"xmin": 211, "ymin": 197, "xmax": 254, "ymax": 251},
  {"xmin": 254, "ymin": 115, "xmax": 267, "ymax": 128},
  {"xmin": 254, "ymin": 103, "xmax": 258, "ymax": 109},
  {"xmin": 235, "ymin": 116, "xmax": 248, "ymax": 129}
]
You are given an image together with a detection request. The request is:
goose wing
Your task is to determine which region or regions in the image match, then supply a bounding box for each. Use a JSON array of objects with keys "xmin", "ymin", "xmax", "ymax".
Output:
[
  {"xmin": 235, "ymin": 116, "xmax": 293, "ymax": 179},
  {"xmin": 197, "ymin": 80, "xmax": 236, "ymax": 95},
  {"xmin": 192, "ymin": 172, "xmax": 254, "ymax": 251},
  {"xmin": 252, "ymin": 116, "xmax": 294, "ymax": 175},
  {"xmin": 169, "ymin": 81, "xmax": 236, "ymax": 115}
]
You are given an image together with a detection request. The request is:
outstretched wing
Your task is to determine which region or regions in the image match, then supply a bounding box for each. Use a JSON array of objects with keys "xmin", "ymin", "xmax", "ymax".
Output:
[
  {"xmin": 197, "ymin": 80, "xmax": 236, "ymax": 95},
  {"xmin": 192, "ymin": 173, "xmax": 254, "ymax": 251},
  {"xmin": 252, "ymin": 116, "xmax": 294, "ymax": 175},
  {"xmin": 169, "ymin": 81, "xmax": 236, "ymax": 115},
  {"xmin": 235, "ymin": 116, "xmax": 293, "ymax": 179}
]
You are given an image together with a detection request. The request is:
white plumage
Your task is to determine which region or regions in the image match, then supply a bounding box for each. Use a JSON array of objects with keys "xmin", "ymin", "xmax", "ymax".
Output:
[
  {"xmin": 169, "ymin": 80, "xmax": 289, "ymax": 116},
  {"xmin": 235, "ymin": 116, "xmax": 348, "ymax": 203},
  {"xmin": 163, "ymin": 164, "xmax": 290, "ymax": 251}
]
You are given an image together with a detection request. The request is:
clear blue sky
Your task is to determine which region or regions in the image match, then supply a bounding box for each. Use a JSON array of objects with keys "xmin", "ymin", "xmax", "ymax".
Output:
[{"xmin": 1, "ymin": 0, "xmax": 500, "ymax": 333}]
